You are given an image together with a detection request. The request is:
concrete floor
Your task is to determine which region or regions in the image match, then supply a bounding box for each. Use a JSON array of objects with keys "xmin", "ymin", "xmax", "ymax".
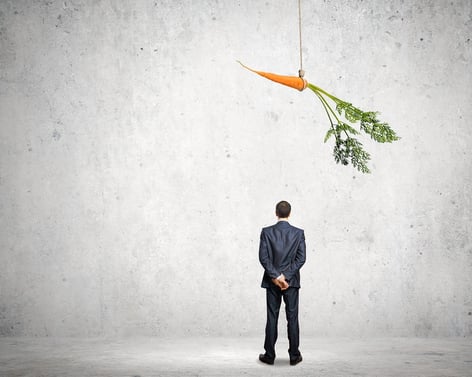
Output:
[{"xmin": 0, "ymin": 337, "xmax": 471, "ymax": 377}]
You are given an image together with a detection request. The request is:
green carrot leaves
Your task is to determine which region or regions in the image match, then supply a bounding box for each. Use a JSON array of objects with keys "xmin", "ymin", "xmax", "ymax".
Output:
[
  {"xmin": 307, "ymin": 83, "xmax": 400, "ymax": 173},
  {"xmin": 331, "ymin": 122, "xmax": 371, "ymax": 174}
]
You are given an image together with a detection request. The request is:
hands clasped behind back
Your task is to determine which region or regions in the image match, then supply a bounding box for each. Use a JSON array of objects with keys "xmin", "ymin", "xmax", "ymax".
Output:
[{"xmin": 272, "ymin": 274, "xmax": 289, "ymax": 290}]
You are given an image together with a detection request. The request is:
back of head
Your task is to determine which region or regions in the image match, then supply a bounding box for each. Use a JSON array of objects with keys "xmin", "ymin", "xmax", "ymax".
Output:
[{"xmin": 276, "ymin": 200, "xmax": 291, "ymax": 219}]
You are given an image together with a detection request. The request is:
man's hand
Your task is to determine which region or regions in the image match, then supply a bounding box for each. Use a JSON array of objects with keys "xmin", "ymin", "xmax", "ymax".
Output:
[{"xmin": 272, "ymin": 274, "xmax": 289, "ymax": 291}]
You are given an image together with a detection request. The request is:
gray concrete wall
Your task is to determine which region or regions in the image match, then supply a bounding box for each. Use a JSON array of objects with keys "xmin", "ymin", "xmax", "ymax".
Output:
[{"xmin": 0, "ymin": 0, "xmax": 471, "ymax": 337}]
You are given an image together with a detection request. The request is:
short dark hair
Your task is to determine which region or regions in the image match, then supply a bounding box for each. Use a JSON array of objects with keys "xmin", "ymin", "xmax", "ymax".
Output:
[{"xmin": 276, "ymin": 201, "xmax": 291, "ymax": 218}]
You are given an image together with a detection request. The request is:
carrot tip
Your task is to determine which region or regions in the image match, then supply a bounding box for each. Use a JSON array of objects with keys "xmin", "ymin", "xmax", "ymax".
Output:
[{"xmin": 237, "ymin": 60, "xmax": 256, "ymax": 74}]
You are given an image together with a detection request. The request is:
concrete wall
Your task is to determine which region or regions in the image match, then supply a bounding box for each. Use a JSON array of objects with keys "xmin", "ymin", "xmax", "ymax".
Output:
[{"xmin": 1, "ymin": 0, "xmax": 471, "ymax": 337}]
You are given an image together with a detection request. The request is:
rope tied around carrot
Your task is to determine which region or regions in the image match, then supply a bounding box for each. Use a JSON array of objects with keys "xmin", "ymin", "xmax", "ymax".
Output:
[{"xmin": 238, "ymin": 61, "xmax": 400, "ymax": 173}]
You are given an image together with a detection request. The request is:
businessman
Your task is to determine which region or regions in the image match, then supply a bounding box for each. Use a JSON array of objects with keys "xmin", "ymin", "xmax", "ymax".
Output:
[{"xmin": 258, "ymin": 200, "xmax": 306, "ymax": 366}]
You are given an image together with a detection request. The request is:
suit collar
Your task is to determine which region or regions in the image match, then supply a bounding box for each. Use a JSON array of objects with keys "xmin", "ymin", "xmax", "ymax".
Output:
[{"xmin": 276, "ymin": 220, "xmax": 290, "ymax": 227}]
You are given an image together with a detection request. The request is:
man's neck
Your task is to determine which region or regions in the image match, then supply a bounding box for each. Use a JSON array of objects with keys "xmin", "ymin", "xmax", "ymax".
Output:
[{"xmin": 278, "ymin": 218, "xmax": 289, "ymax": 222}]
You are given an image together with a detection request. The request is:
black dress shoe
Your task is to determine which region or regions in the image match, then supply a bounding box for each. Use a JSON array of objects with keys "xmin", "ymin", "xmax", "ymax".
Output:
[
  {"xmin": 259, "ymin": 354, "xmax": 274, "ymax": 365},
  {"xmin": 290, "ymin": 355, "xmax": 303, "ymax": 365}
]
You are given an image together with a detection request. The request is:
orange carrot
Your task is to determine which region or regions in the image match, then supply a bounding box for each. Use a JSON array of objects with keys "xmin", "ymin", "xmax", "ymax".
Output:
[{"xmin": 238, "ymin": 61, "xmax": 307, "ymax": 92}]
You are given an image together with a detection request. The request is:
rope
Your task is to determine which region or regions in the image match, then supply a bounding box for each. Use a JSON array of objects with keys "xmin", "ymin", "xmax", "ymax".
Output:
[{"xmin": 298, "ymin": 0, "xmax": 304, "ymax": 78}]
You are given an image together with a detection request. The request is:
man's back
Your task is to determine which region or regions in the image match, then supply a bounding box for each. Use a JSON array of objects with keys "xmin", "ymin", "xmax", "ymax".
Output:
[{"xmin": 259, "ymin": 221, "xmax": 306, "ymax": 288}]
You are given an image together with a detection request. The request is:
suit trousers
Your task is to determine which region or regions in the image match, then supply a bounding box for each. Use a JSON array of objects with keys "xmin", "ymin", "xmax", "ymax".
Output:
[{"xmin": 264, "ymin": 285, "xmax": 301, "ymax": 360}]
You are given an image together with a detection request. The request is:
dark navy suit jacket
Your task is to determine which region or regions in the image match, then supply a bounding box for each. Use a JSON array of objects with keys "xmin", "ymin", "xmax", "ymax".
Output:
[{"xmin": 259, "ymin": 221, "xmax": 306, "ymax": 288}]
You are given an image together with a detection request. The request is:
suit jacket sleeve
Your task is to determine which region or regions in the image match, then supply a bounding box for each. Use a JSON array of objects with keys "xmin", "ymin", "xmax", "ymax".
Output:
[
  {"xmin": 258, "ymin": 229, "xmax": 280, "ymax": 279},
  {"xmin": 282, "ymin": 230, "xmax": 306, "ymax": 282}
]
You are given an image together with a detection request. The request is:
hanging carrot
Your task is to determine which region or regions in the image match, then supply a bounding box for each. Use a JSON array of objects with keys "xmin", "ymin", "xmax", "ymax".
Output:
[
  {"xmin": 239, "ymin": 61, "xmax": 400, "ymax": 173},
  {"xmin": 238, "ymin": 61, "xmax": 307, "ymax": 92}
]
